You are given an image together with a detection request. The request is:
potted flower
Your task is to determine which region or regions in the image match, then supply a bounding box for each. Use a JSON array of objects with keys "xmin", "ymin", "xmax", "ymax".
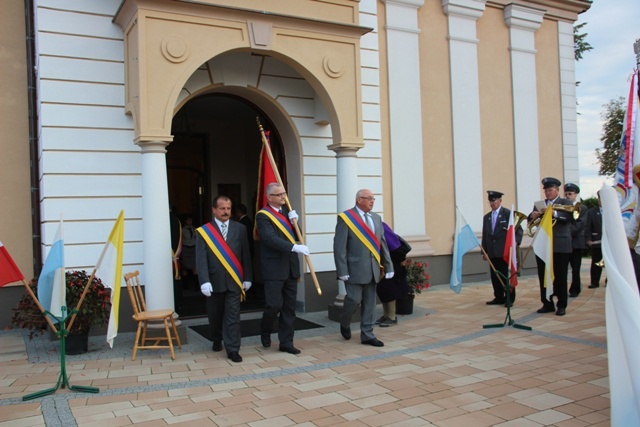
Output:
[
  {"xmin": 396, "ymin": 259, "xmax": 430, "ymax": 315},
  {"xmin": 11, "ymin": 270, "xmax": 111, "ymax": 354}
]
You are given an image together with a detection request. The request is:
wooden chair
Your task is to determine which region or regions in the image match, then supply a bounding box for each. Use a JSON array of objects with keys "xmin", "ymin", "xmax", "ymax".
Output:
[{"xmin": 124, "ymin": 271, "xmax": 182, "ymax": 360}]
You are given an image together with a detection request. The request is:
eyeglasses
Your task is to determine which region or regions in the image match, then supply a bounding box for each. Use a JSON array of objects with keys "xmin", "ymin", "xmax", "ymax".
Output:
[
  {"xmin": 359, "ymin": 196, "xmax": 375, "ymax": 201},
  {"xmin": 269, "ymin": 192, "xmax": 287, "ymax": 197}
]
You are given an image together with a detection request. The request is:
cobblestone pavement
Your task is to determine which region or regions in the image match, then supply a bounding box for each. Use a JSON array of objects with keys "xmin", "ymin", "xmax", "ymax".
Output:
[{"xmin": 0, "ymin": 273, "xmax": 610, "ymax": 427}]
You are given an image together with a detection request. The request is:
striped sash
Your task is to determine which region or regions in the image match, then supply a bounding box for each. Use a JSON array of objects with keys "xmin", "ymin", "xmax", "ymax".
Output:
[
  {"xmin": 196, "ymin": 223, "xmax": 245, "ymax": 300},
  {"xmin": 256, "ymin": 207, "xmax": 296, "ymax": 244},
  {"xmin": 338, "ymin": 209, "xmax": 381, "ymax": 267}
]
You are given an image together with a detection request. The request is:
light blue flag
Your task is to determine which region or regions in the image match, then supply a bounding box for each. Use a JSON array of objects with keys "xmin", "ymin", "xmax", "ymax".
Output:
[
  {"xmin": 449, "ymin": 207, "xmax": 480, "ymax": 293},
  {"xmin": 38, "ymin": 220, "xmax": 65, "ymax": 318}
]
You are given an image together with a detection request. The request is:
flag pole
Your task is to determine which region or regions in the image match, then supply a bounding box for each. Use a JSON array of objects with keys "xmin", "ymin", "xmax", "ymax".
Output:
[
  {"xmin": 21, "ymin": 279, "xmax": 58, "ymax": 334},
  {"xmin": 256, "ymin": 118, "xmax": 322, "ymax": 296}
]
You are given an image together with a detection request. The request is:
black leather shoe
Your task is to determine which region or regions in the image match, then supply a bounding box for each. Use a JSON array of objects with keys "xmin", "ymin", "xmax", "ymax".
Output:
[
  {"xmin": 279, "ymin": 345, "xmax": 301, "ymax": 355},
  {"xmin": 212, "ymin": 341, "xmax": 223, "ymax": 352},
  {"xmin": 588, "ymin": 284, "xmax": 600, "ymax": 289},
  {"xmin": 227, "ymin": 352, "xmax": 243, "ymax": 363},
  {"xmin": 486, "ymin": 298, "xmax": 504, "ymax": 305},
  {"xmin": 569, "ymin": 292, "xmax": 579, "ymax": 298},
  {"xmin": 556, "ymin": 307, "xmax": 566, "ymax": 316},
  {"xmin": 362, "ymin": 338, "xmax": 384, "ymax": 347},
  {"xmin": 537, "ymin": 305, "xmax": 555, "ymax": 314},
  {"xmin": 340, "ymin": 326, "xmax": 351, "ymax": 340},
  {"xmin": 261, "ymin": 333, "xmax": 271, "ymax": 348}
]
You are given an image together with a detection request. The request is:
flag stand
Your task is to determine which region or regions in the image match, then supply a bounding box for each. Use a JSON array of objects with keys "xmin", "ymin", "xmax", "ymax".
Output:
[
  {"xmin": 481, "ymin": 248, "xmax": 532, "ymax": 331},
  {"xmin": 22, "ymin": 306, "xmax": 99, "ymax": 401}
]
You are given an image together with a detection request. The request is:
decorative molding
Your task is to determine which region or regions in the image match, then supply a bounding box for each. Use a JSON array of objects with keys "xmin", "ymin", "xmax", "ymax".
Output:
[
  {"xmin": 323, "ymin": 56, "xmax": 344, "ymax": 78},
  {"xmin": 248, "ymin": 21, "xmax": 272, "ymax": 50},
  {"xmin": 161, "ymin": 35, "xmax": 188, "ymax": 63}
]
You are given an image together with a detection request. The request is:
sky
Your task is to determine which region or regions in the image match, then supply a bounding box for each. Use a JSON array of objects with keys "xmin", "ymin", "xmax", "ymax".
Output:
[{"xmin": 575, "ymin": 0, "xmax": 640, "ymax": 199}]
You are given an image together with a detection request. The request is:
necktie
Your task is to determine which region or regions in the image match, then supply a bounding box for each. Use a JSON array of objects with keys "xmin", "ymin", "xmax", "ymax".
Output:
[
  {"xmin": 365, "ymin": 213, "xmax": 374, "ymax": 232},
  {"xmin": 220, "ymin": 223, "xmax": 228, "ymax": 240},
  {"xmin": 491, "ymin": 210, "xmax": 497, "ymax": 231}
]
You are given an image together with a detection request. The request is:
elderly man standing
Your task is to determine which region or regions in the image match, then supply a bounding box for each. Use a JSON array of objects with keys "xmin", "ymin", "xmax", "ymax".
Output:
[
  {"xmin": 334, "ymin": 189, "xmax": 394, "ymax": 347},
  {"xmin": 528, "ymin": 177, "xmax": 573, "ymax": 316}
]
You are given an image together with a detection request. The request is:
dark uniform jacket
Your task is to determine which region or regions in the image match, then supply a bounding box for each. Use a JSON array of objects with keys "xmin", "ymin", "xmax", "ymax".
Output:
[
  {"xmin": 585, "ymin": 207, "xmax": 603, "ymax": 247},
  {"xmin": 481, "ymin": 206, "xmax": 523, "ymax": 259}
]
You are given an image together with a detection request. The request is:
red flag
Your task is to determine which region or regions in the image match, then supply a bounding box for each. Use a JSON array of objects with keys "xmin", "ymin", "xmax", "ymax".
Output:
[
  {"xmin": 503, "ymin": 208, "xmax": 518, "ymax": 286},
  {"xmin": 254, "ymin": 130, "xmax": 278, "ymax": 239},
  {"xmin": 0, "ymin": 242, "xmax": 25, "ymax": 287}
]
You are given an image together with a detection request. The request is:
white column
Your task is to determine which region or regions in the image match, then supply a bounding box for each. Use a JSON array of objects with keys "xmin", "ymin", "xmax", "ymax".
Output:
[
  {"xmin": 442, "ymin": 0, "xmax": 486, "ymax": 231},
  {"xmin": 334, "ymin": 147, "xmax": 359, "ymax": 300},
  {"xmin": 504, "ymin": 4, "xmax": 545, "ymax": 211},
  {"xmin": 558, "ymin": 21, "xmax": 579, "ymax": 185},
  {"xmin": 138, "ymin": 140, "xmax": 174, "ymax": 311},
  {"xmin": 382, "ymin": 0, "xmax": 427, "ymax": 239}
]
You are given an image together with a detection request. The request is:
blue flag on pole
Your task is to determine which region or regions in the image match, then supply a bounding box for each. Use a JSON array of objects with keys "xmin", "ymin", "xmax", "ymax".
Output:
[
  {"xmin": 38, "ymin": 220, "xmax": 65, "ymax": 318},
  {"xmin": 450, "ymin": 207, "xmax": 480, "ymax": 293}
]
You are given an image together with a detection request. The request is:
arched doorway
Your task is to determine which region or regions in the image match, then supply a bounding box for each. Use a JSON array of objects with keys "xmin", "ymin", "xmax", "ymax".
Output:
[{"xmin": 168, "ymin": 93, "xmax": 287, "ymax": 318}]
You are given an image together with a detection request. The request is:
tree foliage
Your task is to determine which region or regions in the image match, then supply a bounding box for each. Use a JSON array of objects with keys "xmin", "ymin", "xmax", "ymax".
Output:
[
  {"xmin": 574, "ymin": 22, "xmax": 593, "ymax": 61},
  {"xmin": 596, "ymin": 97, "xmax": 626, "ymax": 177}
]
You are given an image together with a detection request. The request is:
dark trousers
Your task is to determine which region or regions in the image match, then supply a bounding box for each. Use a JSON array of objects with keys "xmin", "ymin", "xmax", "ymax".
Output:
[
  {"xmin": 489, "ymin": 257, "xmax": 516, "ymax": 302},
  {"xmin": 206, "ymin": 289, "xmax": 241, "ymax": 353},
  {"xmin": 261, "ymin": 276, "xmax": 297, "ymax": 347},
  {"xmin": 589, "ymin": 247, "xmax": 603, "ymax": 286},
  {"xmin": 569, "ymin": 249, "xmax": 583, "ymax": 295},
  {"xmin": 536, "ymin": 252, "xmax": 571, "ymax": 309}
]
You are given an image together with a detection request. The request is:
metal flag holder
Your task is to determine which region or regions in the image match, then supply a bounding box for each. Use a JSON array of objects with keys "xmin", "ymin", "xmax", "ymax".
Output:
[
  {"xmin": 480, "ymin": 249, "xmax": 532, "ymax": 331},
  {"xmin": 22, "ymin": 306, "xmax": 100, "ymax": 401}
]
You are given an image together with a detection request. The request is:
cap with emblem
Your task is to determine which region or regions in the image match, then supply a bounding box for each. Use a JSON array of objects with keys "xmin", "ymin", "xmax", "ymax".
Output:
[
  {"xmin": 564, "ymin": 182, "xmax": 580, "ymax": 193},
  {"xmin": 487, "ymin": 190, "xmax": 504, "ymax": 201},
  {"xmin": 541, "ymin": 177, "xmax": 561, "ymax": 189}
]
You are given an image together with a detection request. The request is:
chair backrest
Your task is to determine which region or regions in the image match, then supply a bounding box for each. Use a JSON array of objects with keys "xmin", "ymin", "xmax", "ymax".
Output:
[{"xmin": 124, "ymin": 271, "xmax": 146, "ymax": 316}]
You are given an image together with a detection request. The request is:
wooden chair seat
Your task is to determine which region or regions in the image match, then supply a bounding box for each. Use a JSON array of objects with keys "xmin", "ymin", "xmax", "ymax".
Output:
[{"xmin": 124, "ymin": 271, "xmax": 182, "ymax": 360}]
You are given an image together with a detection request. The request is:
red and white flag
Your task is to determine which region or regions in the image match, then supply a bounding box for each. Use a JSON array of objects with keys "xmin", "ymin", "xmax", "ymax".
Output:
[
  {"xmin": 502, "ymin": 206, "xmax": 518, "ymax": 286},
  {"xmin": 254, "ymin": 130, "xmax": 279, "ymax": 240},
  {"xmin": 0, "ymin": 241, "xmax": 24, "ymax": 287}
]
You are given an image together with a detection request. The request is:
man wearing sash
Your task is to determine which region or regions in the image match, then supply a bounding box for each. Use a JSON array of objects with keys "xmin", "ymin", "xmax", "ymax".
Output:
[
  {"xmin": 334, "ymin": 189, "xmax": 394, "ymax": 347},
  {"xmin": 257, "ymin": 183, "xmax": 310, "ymax": 355},
  {"xmin": 196, "ymin": 195, "xmax": 253, "ymax": 363}
]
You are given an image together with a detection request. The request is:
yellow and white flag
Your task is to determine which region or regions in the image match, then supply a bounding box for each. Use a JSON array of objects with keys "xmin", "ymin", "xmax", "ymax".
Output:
[
  {"xmin": 531, "ymin": 207, "xmax": 554, "ymax": 299},
  {"xmin": 95, "ymin": 211, "xmax": 125, "ymax": 348}
]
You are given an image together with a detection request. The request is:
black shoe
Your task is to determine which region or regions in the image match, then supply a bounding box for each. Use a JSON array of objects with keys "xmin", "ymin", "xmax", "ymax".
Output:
[
  {"xmin": 227, "ymin": 352, "xmax": 243, "ymax": 363},
  {"xmin": 588, "ymin": 284, "xmax": 600, "ymax": 289},
  {"xmin": 569, "ymin": 292, "xmax": 579, "ymax": 298},
  {"xmin": 340, "ymin": 326, "xmax": 351, "ymax": 340},
  {"xmin": 362, "ymin": 338, "xmax": 384, "ymax": 347},
  {"xmin": 212, "ymin": 341, "xmax": 223, "ymax": 352},
  {"xmin": 279, "ymin": 345, "xmax": 301, "ymax": 355},
  {"xmin": 486, "ymin": 298, "xmax": 504, "ymax": 305},
  {"xmin": 556, "ymin": 307, "xmax": 566, "ymax": 316},
  {"xmin": 537, "ymin": 305, "xmax": 555, "ymax": 314},
  {"xmin": 261, "ymin": 333, "xmax": 271, "ymax": 348}
]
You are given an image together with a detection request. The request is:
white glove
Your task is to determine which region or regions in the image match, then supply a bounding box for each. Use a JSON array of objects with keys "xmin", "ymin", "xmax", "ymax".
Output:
[
  {"xmin": 243, "ymin": 281, "xmax": 252, "ymax": 291},
  {"xmin": 200, "ymin": 282, "xmax": 212, "ymax": 297},
  {"xmin": 385, "ymin": 272, "xmax": 394, "ymax": 279},
  {"xmin": 339, "ymin": 275, "xmax": 349, "ymax": 281},
  {"xmin": 288, "ymin": 210, "xmax": 299, "ymax": 221},
  {"xmin": 292, "ymin": 244, "xmax": 310, "ymax": 256}
]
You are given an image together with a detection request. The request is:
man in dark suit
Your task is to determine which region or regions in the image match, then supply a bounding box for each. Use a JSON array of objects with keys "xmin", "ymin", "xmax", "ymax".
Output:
[
  {"xmin": 256, "ymin": 183, "xmax": 309, "ymax": 355},
  {"xmin": 334, "ymin": 188, "xmax": 394, "ymax": 347},
  {"xmin": 564, "ymin": 183, "xmax": 588, "ymax": 298},
  {"xmin": 481, "ymin": 191, "xmax": 522, "ymax": 307},
  {"xmin": 585, "ymin": 193, "xmax": 603, "ymax": 289},
  {"xmin": 196, "ymin": 195, "xmax": 253, "ymax": 363},
  {"xmin": 528, "ymin": 177, "xmax": 574, "ymax": 316}
]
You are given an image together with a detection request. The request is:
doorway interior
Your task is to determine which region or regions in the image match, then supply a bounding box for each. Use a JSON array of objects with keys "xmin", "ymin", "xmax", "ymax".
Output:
[{"xmin": 168, "ymin": 93, "xmax": 287, "ymax": 318}]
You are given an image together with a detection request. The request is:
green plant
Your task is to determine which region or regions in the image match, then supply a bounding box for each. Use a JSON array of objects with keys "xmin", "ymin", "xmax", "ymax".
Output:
[
  {"xmin": 404, "ymin": 259, "xmax": 430, "ymax": 295},
  {"xmin": 11, "ymin": 270, "xmax": 111, "ymax": 338}
]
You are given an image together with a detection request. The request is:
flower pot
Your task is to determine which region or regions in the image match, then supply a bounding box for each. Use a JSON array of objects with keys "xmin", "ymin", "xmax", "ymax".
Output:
[
  {"xmin": 396, "ymin": 294, "xmax": 415, "ymax": 315},
  {"xmin": 65, "ymin": 330, "xmax": 89, "ymax": 355}
]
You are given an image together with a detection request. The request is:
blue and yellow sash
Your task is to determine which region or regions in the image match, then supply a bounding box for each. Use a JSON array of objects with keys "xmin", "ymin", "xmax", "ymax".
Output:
[
  {"xmin": 256, "ymin": 207, "xmax": 296, "ymax": 244},
  {"xmin": 196, "ymin": 223, "xmax": 245, "ymax": 300},
  {"xmin": 338, "ymin": 209, "xmax": 381, "ymax": 267}
]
